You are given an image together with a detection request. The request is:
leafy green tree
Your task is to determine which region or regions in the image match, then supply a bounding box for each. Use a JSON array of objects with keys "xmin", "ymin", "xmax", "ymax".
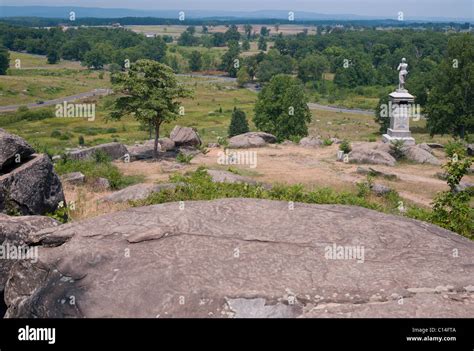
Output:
[
  {"xmin": 256, "ymin": 50, "xmax": 294, "ymax": 82},
  {"xmin": 258, "ymin": 36, "xmax": 267, "ymax": 51},
  {"xmin": 47, "ymin": 48, "xmax": 60, "ymax": 64},
  {"xmin": 178, "ymin": 31, "xmax": 198, "ymax": 46},
  {"xmin": 426, "ymin": 34, "xmax": 474, "ymax": 139},
  {"xmin": 224, "ymin": 25, "xmax": 240, "ymax": 43},
  {"xmin": 228, "ymin": 108, "xmax": 250, "ymax": 137},
  {"xmin": 297, "ymin": 54, "xmax": 329, "ymax": 83},
  {"xmin": 189, "ymin": 50, "xmax": 203, "ymax": 71},
  {"xmin": 236, "ymin": 66, "xmax": 251, "ymax": 87},
  {"xmin": 242, "ymin": 39, "xmax": 251, "ymax": 51},
  {"xmin": 254, "ymin": 74, "xmax": 311, "ymax": 141},
  {"xmin": 82, "ymin": 48, "xmax": 107, "ymax": 69},
  {"xmin": 111, "ymin": 60, "xmax": 193, "ymax": 158},
  {"xmin": 244, "ymin": 24, "xmax": 253, "ymax": 39},
  {"xmin": 220, "ymin": 41, "xmax": 240, "ymax": 77},
  {"xmin": 0, "ymin": 47, "xmax": 10, "ymax": 75},
  {"xmin": 260, "ymin": 27, "xmax": 270, "ymax": 37}
]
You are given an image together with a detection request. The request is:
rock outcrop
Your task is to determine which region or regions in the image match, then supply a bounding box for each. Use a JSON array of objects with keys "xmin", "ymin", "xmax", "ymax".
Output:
[
  {"xmin": 170, "ymin": 126, "xmax": 202, "ymax": 147},
  {"xmin": 348, "ymin": 147, "xmax": 396, "ymax": 167},
  {"xmin": 228, "ymin": 132, "xmax": 277, "ymax": 149},
  {"xmin": 402, "ymin": 145, "xmax": 441, "ymax": 166},
  {"xmin": 102, "ymin": 183, "xmax": 177, "ymax": 203},
  {"xmin": 4, "ymin": 199, "xmax": 473, "ymax": 318},
  {"xmin": 67, "ymin": 142, "xmax": 128, "ymax": 161},
  {"xmin": 0, "ymin": 128, "xmax": 35, "ymax": 172},
  {"xmin": 299, "ymin": 136, "xmax": 323, "ymax": 148}
]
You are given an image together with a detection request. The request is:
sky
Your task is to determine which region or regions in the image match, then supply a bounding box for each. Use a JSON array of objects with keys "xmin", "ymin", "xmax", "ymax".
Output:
[{"xmin": 2, "ymin": 0, "xmax": 473, "ymax": 19}]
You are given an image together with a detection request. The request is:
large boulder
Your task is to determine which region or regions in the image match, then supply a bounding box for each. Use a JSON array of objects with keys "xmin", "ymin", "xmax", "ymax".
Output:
[
  {"xmin": 4, "ymin": 199, "xmax": 473, "ymax": 318},
  {"xmin": 61, "ymin": 172, "xmax": 85, "ymax": 185},
  {"xmin": 0, "ymin": 129, "xmax": 35, "ymax": 172},
  {"xmin": 126, "ymin": 139, "xmax": 176, "ymax": 160},
  {"xmin": 0, "ymin": 154, "xmax": 65, "ymax": 215},
  {"xmin": 207, "ymin": 170, "xmax": 257, "ymax": 185},
  {"xmin": 102, "ymin": 183, "xmax": 178, "ymax": 203},
  {"xmin": 348, "ymin": 147, "xmax": 396, "ymax": 167},
  {"xmin": 0, "ymin": 214, "xmax": 60, "ymax": 293},
  {"xmin": 170, "ymin": 126, "xmax": 202, "ymax": 147},
  {"xmin": 228, "ymin": 132, "xmax": 277, "ymax": 149},
  {"xmin": 299, "ymin": 136, "xmax": 323, "ymax": 148},
  {"xmin": 467, "ymin": 144, "xmax": 474, "ymax": 156},
  {"xmin": 402, "ymin": 145, "xmax": 441, "ymax": 166},
  {"xmin": 67, "ymin": 142, "xmax": 128, "ymax": 161}
]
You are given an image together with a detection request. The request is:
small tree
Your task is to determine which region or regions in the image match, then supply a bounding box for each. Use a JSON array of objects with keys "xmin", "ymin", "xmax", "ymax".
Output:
[
  {"xmin": 236, "ymin": 66, "xmax": 251, "ymax": 87},
  {"xmin": 111, "ymin": 60, "xmax": 193, "ymax": 158},
  {"xmin": 242, "ymin": 40, "xmax": 251, "ymax": 51},
  {"xmin": 189, "ymin": 50, "xmax": 203, "ymax": 71},
  {"xmin": 228, "ymin": 108, "xmax": 249, "ymax": 137},
  {"xmin": 375, "ymin": 94, "xmax": 390, "ymax": 134},
  {"xmin": 47, "ymin": 49, "xmax": 60, "ymax": 64},
  {"xmin": 254, "ymin": 74, "xmax": 311, "ymax": 141},
  {"xmin": 258, "ymin": 36, "xmax": 267, "ymax": 51},
  {"xmin": 0, "ymin": 47, "xmax": 10, "ymax": 75}
]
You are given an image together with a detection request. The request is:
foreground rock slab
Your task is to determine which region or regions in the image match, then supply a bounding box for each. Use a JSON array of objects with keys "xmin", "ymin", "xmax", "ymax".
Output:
[
  {"xmin": 4, "ymin": 199, "xmax": 473, "ymax": 318},
  {"xmin": 0, "ymin": 154, "xmax": 65, "ymax": 215}
]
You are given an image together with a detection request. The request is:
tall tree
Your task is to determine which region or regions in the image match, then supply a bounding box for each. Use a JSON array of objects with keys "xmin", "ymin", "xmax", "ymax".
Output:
[
  {"xmin": 189, "ymin": 50, "xmax": 203, "ymax": 71},
  {"xmin": 228, "ymin": 108, "xmax": 249, "ymax": 137},
  {"xmin": 220, "ymin": 41, "xmax": 241, "ymax": 77},
  {"xmin": 0, "ymin": 47, "xmax": 10, "ymax": 75},
  {"xmin": 426, "ymin": 34, "xmax": 474, "ymax": 139},
  {"xmin": 254, "ymin": 74, "xmax": 311, "ymax": 141},
  {"xmin": 244, "ymin": 24, "xmax": 253, "ymax": 39},
  {"xmin": 111, "ymin": 60, "xmax": 193, "ymax": 158},
  {"xmin": 297, "ymin": 54, "xmax": 329, "ymax": 83}
]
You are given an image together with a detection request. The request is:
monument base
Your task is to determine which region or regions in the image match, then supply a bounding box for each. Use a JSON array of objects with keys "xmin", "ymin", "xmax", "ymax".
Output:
[{"xmin": 382, "ymin": 134, "xmax": 415, "ymax": 146}]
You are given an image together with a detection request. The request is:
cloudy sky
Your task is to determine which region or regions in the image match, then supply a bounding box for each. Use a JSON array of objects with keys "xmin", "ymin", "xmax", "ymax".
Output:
[{"xmin": 2, "ymin": 0, "xmax": 473, "ymax": 18}]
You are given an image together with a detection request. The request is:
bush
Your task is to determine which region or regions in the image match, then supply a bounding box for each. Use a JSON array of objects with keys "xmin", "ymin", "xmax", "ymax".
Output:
[
  {"xmin": 445, "ymin": 140, "xmax": 466, "ymax": 158},
  {"xmin": 176, "ymin": 152, "xmax": 194, "ymax": 164},
  {"xmin": 55, "ymin": 152, "xmax": 142, "ymax": 190},
  {"xmin": 228, "ymin": 108, "xmax": 249, "ymax": 137},
  {"xmin": 339, "ymin": 140, "xmax": 352, "ymax": 153},
  {"xmin": 389, "ymin": 140, "xmax": 405, "ymax": 160},
  {"xmin": 51, "ymin": 130, "xmax": 61, "ymax": 138},
  {"xmin": 78, "ymin": 135, "xmax": 85, "ymax": 146},
  {"xmin": 323, "ymin": 139, "xmax": 333, "ymax": 146}
]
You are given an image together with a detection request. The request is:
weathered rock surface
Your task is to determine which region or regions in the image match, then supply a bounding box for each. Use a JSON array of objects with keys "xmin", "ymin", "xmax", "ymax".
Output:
[
  {"xmin": 61, "ymin": 172, "xmax": 85, "ymax": 185},
  {"xmin": 371, "ymin": 183, "xmax": 392, "ymax": 196},
  {"xmin": 403, "ymin": 146, "xmax": 441, "ymax": 166},
  {"xmin": 356, "ymin": 167, "xmax": 398, "ymax": 180},
  {"xmin": 126, "ymin": 139, "xmax": 176, "ymax": 160},
  {"xmin": 92, "ymin": 177, "xmax": 111, "ymax": 190},
  {"xmin": 4, "ymin": 199, "xmax": 473, "ymax": 318},
  {"xmin": 0, "ymin": 214, "xmax": 60, "ymax": 291},
  {"xmin": 417, "ymin": 143, "xmax": 434, "ymax": 154},
  {"xmin": 67, "ymin": 142, "xmax": 128, "ymax": 161},
  {"xmin": 467, "ymin": 144, "xmax": 474, "ymax": 156},
  {"xmin": 0, "ymin": 129, "xmax": 35, "ymax": 172},
  {"xmin": 102, "ymin": 183, "xmax": 177, "ymax": 203},
  {"xmin": 299, "ymin": 136, "xmax": 323, "ymax": 148},
  {"xmin": 207, "ymin": 170, "xmax": 257, "ymax": 185},
  {"xmin": 170, "ymin": 126, "xmax": 202, "ymax": 147},
  {"xmin": 0, "ymin": 154, "xmax": 65, "ymax": 215},
  {"xmin": 348, "ymin": 147, "xmax": 396, "ymax": 167},
  {"xmin": 228, "ymin": 132, "xmax": 277, "ymax": 149}
]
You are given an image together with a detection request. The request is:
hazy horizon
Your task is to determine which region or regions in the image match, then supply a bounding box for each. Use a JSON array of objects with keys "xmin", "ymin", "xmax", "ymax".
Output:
[{"xmin": 1, "ymin": 0, "xmax": 473, "ymax": 20}]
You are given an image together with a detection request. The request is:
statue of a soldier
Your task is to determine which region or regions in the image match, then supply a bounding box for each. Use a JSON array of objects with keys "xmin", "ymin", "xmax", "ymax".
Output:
[{"xmin": 397, "ymin": 58, "xmax": 408, "ymax": 90}]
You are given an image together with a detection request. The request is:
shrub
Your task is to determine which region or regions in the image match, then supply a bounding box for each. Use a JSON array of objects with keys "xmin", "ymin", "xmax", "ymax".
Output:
[
  {"xmin": 176, "ymin": 152, "xmax": 194, "ymax": 164},
  {"xmin": 323, "ymin": 139, "xmax": 333, "ymax": 146},
  {"xmin": 78, "ymin": 135, "xmax": 85, "ymax": 146},
  {"xmin": 389, "ymin": 140, "xmax": 405, "ymax": 160},
  {"xmin": 51, "ymin": 130, "xmax": 61, "ymax": 138},
  {"xmin": 228, "ymin": 108, "xmax": 249, "ymax": 137},
  {"xmin": 339, "ymin": 140, "xmax": 352, "ymax": 153},
  {"xmin": 445, "ymin": 140, "xmax": 466, "ymax": 158}
]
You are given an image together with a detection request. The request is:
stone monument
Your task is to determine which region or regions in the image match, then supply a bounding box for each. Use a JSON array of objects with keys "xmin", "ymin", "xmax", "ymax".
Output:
[{"xmin": 382, "ymin": 58, "xmax": 416, "ymax": 145}]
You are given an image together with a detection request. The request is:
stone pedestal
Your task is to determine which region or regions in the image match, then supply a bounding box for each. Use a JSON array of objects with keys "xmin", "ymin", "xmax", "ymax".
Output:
[{"xmin": 382, "ymin": 89, "xmax": 415, "ymax": 145}]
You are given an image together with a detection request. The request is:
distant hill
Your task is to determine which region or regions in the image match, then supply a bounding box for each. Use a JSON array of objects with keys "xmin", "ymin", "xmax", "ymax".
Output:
[{"xmin": 0, "ymin": 6, "xmax": 471, "ymax": 22}]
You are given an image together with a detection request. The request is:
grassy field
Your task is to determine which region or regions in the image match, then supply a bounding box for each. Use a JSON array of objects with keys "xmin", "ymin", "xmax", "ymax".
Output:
[{"xmin": 0, "ymin": 52, "xmax": 111, "ymax": 106}]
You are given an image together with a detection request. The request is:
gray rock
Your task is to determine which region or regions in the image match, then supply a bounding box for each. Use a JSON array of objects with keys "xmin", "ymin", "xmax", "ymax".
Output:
[
  {"xmin": 454, "ymin": 182, "xmax": 474, "ymax": 193},
  {"xmin": 330, "ymin": 137, "xmax": 342, "ymax": 144},
  {"xmin": 418, "ymin": 143, "xmax": 434, "ymax": 154},
  {"xmin": 93, "ymin": 177, "xmax": 110, "ymax": 190},
  {"xmin": 371, "ymin": 183, "xmax": 392, "ymax": 196},
  {"xmin": 67, "ymin": 142, "xmax": 128, "ymax": 161},
  {"xmin": 299, "ymin": 136, "xmax": 324, "ymax": 148},
  {"xmin": 207, "ymin": 143, "xmax": 219, "ymax": 148},
  {"xmin": 228, "ymin": 132, "xmax": 277, "ymax": 149},
  {"xmin": 178, "ymin": 146, "xmax": 201, "ymax": 157},
  {"xmin": 170, "ymin": 126, "xmax": 202, "ymax": 147},
  {"xmin": 126, "ymin": 139, "xmax": 176, "ymax": 160},
  {"xmin": 0, "ymin": 214, "xmax": 60, "ymax": 291},
  {"xmin": 348, "ymin": 148, "xmax": 396, "ymax": 167},
  {"xmin": 102, "ymin": 183, "xmax": 177, "ymax": 203},
  {"xmin": 435, "ymin": 172, "xmax": 448, "ymax": 180},
  {"xmin": 403, "ymin": 146, "xmax": 441, "ymax": 166},
  {"xmin": 207, "ymin": 170, "xmax": 257, "ymax": 185},
  {"xmin": 0, "ymin": 128, "xmax": 35, "ymax": 172},
  {"xmin": 0, "ymin": 154, "xmax": 65, "ymax": 215},
  {"xmin": 4, "ymin": 199, "xmax": 473, "ymax": 318},
  {"xmin": 356, "ymin": 167, "xmax": 398, "ymax": 180},
  {"xmin": 61, "ymin": 172, "xmax": 85, "ymax": 185},
  {"xmin": 467, "ymin": 144, "xmax": 474, "ymax": 156}
]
